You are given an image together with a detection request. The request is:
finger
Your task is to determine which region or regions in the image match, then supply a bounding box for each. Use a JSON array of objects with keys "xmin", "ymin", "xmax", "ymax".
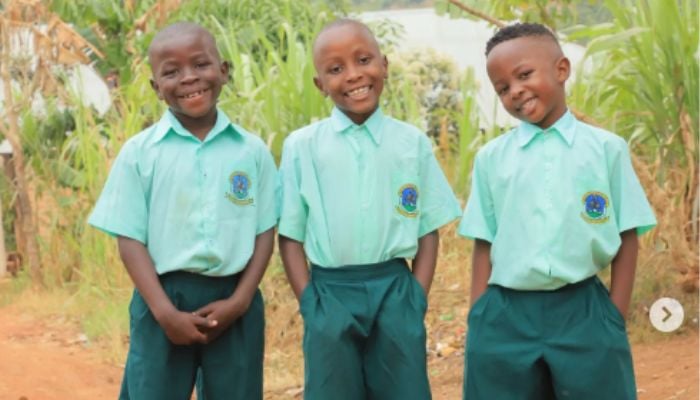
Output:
[
  {"xmin": 195, "ymin": 307, "xmax": 213, "ymax": 318},
  {"xmin": 191, "ymin": 315, "xmax": 212, "ymax": 328}
]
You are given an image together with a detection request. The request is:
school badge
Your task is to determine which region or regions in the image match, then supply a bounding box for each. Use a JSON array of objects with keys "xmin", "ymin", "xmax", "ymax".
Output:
[
  {"xmin": 581, "ymin": 191, "xmax": 609, "ymax": 224},
  {"xmin": 396, "ymin": 184, "xmax": 419, "ymax": 218},
  {"xmin": 226, "ymin": 171, "xmax": 254, "ymax": 205}
]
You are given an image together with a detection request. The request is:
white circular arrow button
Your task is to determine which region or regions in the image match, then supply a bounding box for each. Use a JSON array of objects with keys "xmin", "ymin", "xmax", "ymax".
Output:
[{"xmin": 649, "ymin": 297, "xmax": 684, "ymax": 333}]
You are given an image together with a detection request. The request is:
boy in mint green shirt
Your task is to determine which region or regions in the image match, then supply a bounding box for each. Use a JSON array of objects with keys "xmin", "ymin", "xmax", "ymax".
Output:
[
  {"xmin": 278, "ymin": 19, "xmax": 461, "ymax": 400},
  {"xmin": 460, "ymin": 23, "xmax": 656, "ymax": 400},
  {"xmin": 89, "ymin": 22, "xmax": 277, "ymax": 400}
]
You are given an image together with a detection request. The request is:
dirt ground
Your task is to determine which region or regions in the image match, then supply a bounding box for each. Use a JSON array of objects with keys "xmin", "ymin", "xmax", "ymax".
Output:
[{"xmin": 0, "ymin": 303, "xmax": 697, "ymax": 400}]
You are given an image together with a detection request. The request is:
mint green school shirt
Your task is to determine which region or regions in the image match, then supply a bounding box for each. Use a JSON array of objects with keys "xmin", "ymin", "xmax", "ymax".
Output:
[
  {"xmin": 458, "ymin": 111, "xmax": 656, "ymax": 290},
  {"xmin": 89, "ymin": 109, "xmax": 278, "ymax": 276},
  {"xmin": 279, "ymin": 107, "xmax": 461, "ymax": 268}
]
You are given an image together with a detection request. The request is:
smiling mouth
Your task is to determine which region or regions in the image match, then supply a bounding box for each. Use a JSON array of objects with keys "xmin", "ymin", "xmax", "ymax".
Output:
[
  {"xmin": 179, "ymin": 89, "xmax": 209, "ymax": 99},
  {"xmin": 516, "ymin": 97, "xmax": 536, "ymax": 112},
  {"xmin": 345, "ymin": 85, "xmax": 371, "ymax": 98}
]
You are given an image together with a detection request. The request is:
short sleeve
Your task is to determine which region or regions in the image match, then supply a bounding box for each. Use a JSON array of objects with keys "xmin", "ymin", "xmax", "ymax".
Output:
[
  {"xmin": 609, "ymin": 140, "xmax": 656, "ymax": 235},
  {"xmin": 88, "ymin": 140, "xmax": 148, "ymax": 243},
  {"xmin": 417, "ymin": 135, "xmax": 461, "ymax": 236},
  {"xmin": 277, "ymin": 138, "xmax": 308, "ymax": 241},
  {"xmin": 255, "ymin": 144, "xmax": 280, "ymax": 234},
  {"xmin": 458, "ymin": 149, "xmax": 497, "ymax": 242}
]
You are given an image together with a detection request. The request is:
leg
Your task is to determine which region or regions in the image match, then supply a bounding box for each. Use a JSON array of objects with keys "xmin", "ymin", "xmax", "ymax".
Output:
[
  {"xmin": 464, "ymin": 286, "xmax": 555, "ymax": 400},
  {"xmin": 120, "ymin": 289, "xmax": 197, "ymax": 400},
  {"xmin": 545, "ymin": 279, "xmax": 637, "ymax": 400},
  {"xmin": 301, "ymin": 280, "xmax": 366, "ymax": 400},
  {"xmin": 364, "ymin": 271, "xmax": 431, "ymax": 400},
  {"xmin": 199, "ymin": 290, "xmax": 265, "ymax": 400}
]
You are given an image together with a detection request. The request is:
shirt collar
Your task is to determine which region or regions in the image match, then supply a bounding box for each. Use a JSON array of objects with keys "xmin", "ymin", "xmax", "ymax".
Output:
[
  {"xmin": 516, "ymin": 109, "xmax": 576, "ymax": 147},
  {"xmin": 330, "ymin": 107, "xmax": 384, "ymax": 145},
  {"xmin": 152, "ymin": 108, "xmax": 239, "ymax": 143}
]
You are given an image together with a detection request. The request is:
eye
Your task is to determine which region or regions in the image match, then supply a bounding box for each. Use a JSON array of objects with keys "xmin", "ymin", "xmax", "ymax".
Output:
[
  {"xmin": 195, "ymin": 61, "xmax": 211, "ymax": 69},
  {"xmin": 518, "ymin": 70, "xmax": 533, "ymax": 80},
  {"xmin": 328, "ymin": 65, "xmax": 343, "ymax": 75},
  {"xmin": 358, "ymin": 55, "xmax": 371, "ymax": 65},
  {"xmin": 162, "ymin": 69, "xmax": 177, "ymax": 77},
  {"xmin": 496, "ymin": 85, "xmax": 509, "ymax": 96}
]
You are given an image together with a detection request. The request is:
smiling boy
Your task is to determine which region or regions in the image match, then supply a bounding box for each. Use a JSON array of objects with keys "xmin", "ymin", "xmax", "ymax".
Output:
[
  {"xmin": 460, "ymin": 23, "xmax": 656, "ymax": 399},
  {"xmin": 89, "ymin": 22, "xmax": 277, "ymax": 400},
  {"xmin": 277, "ymin": 19, "xmax": 461, "ymax": 400}
]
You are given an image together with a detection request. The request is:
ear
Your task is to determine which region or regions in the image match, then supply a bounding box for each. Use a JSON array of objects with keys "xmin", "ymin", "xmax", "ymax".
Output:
[
  {"xmin": 220, "ymin": 60, "xmax": 231, "ymax": 83},
  {"xmin": 149, "ymin": 78, "xmax": 164, "ymax": 100},
  {"xmin": 555, "ymin": 56, "xmax": 571, "ymax": 83},
  {"xmin": 382, "ymin": 55, "xmax": 388, "ymax": 79},
  {"xmin": 313, "ymin": 76, "xmax": 327, "ymax": 97}
]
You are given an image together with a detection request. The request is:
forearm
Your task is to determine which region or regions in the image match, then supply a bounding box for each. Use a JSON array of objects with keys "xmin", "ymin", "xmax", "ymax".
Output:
[
  {"xmin": 610, "ymin": 229, "xmax": 638, "ymax": 318},
  {"xmin": 412, "ymin": 230, "xmax": 439, "ymax": 295},
  {"xmin": 117, "ymin": 236, "xmax": 175, "ymax": 320},
  {"xmin": 279, "ymin": 235, "xmax": 310, "ymax": 300},
  {"xmin": 228, "ymin": 228, "xmax": 275, "ymax": 309},
  {"xmin": 470, "ymin": 239, "xmax": 492, "ymax": 306}
]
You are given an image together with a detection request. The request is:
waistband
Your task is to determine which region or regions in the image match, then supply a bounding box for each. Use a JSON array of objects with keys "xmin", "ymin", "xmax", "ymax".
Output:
[
  {"xmin": 495, "ymin": 275, "xmax": 599, "ymax": 294},
  {"xmin": 310, "ymin": 258, "xmax": 409, "ymax": 281},
  {"xmin": 159, "ymin": 270, "xmax": 242, "ymax": 286}
]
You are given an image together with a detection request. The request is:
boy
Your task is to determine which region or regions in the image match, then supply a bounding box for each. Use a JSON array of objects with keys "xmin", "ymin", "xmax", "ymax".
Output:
[
  {"xmin": 278, "ymin": 19, "xmax": 461, "ymax": 400},
  {"xmin": 460, "ymin": 23, "xmax": 656, "ymax": 400},
  {"xmin": 89, "ymin": 22, "xmax": 278, "ymax": 400}
]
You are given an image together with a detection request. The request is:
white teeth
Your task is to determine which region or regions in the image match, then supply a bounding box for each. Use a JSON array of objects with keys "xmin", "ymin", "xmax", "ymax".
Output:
[
  {"xmin": 347, "ymin": 86, "xmax": 370, "ymax": 96},
  {"xmin": 518, "ymin": 98, "xmax": 535, "ymax": 112},
  {"xmin": 182, "ymin": 90, "xmax": 204, "ymax": 99}
]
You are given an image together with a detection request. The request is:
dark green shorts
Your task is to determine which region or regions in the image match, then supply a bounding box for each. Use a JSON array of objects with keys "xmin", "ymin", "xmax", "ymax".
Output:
[
  {"xmin": 301, "ymin": 259, "xmax": 431, "ymax": 400},
  {"xmin": 118, "ymin": 271, "xmax": 264, "ymax": 400},
  {"xmin": 464, "ymin": 276, "xmax": 636, "ymax": 400}
]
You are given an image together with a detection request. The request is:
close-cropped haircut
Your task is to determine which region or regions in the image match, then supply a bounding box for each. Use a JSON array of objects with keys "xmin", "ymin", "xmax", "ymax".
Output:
[
  {"xmin": 312, "ymin": 18, "xmax": 378, "ymax": 52},
  {"xmin": 485, "ymin": 23, "xmax": 559, "ymax": 56}
]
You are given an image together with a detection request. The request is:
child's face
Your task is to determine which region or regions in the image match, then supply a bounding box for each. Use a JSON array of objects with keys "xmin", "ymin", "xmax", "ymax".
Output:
[
  {"xmin": 149, "ymin": 30, "xmax": 229, "ymax": 125},
  {"xmin": 486, "ymin": 36, "xmax": 570, "ymax": 129},
  {"xmin": 313, "ymin": 23, "xmax": 388, "ymax": 125}
]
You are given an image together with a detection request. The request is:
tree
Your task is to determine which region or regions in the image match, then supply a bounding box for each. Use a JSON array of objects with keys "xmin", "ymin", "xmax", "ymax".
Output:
[{"xmin": 0, "ymin": 0, "xmax": 101, "ymax": 285}]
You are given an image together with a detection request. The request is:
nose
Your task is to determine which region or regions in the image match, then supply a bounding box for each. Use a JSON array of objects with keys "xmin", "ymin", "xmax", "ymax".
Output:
[
  {"xmin": 510, "ymin": 82, "xmax": 524, "ymax": 100},
  {"xmin": 345, "ymin": 64, "xmax": 361, "ymax": 82},
  {"xmin": 180, "ymin": 66, "xmax": 199, "ymax": 84}
]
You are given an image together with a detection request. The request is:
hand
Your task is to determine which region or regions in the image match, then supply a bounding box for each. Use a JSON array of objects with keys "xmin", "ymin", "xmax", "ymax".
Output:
[
  {"xmin": 156, "ymin": 308, "xmax": 214, "ymax": 345},
  {"xmin": 194, "ymin": 298, "xmax": 249, "ymax": 343},
  {"xmin": 413, "ymin": 276, "xmax": 429, "ymax": 296},
  {"xmin": 610, "ymin": 296, "xmax": 628, "ymax": 320}
]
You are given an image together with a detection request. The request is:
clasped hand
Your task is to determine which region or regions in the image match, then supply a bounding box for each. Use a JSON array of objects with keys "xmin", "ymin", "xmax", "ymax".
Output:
[{"xmin": 157, "ymin": 298, "xmax": 248, "ymax": 345}]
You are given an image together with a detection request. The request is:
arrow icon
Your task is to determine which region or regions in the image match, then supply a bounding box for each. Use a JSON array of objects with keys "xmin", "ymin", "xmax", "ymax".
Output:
[
  {"xmin": 661, "ymin": 306, "xmax": 672, "ymax": 323},
  {"xmin": 650, "ymin": 298, "xmax": 684, "ymax": 333}
]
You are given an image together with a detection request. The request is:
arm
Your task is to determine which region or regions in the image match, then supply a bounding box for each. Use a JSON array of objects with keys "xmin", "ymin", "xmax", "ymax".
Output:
[
  {"xmin": 279, "ymin": 235, "xmax": 310, "ymax": 301},
  {"xmin": 117, "ymin": 236, "xmax": 211, "ymax": 344},
  {"xmin": 195, "ymin": 228, "xmax": 275, "ymax": 338},
  {"xmin": 609, "ymin": 229, "xmax": 638, "ymax": 318},
  {"xmin": 412, "ymin": 230, "xmax": 439, "ymax": 295},
  {"xmin": 470, "ymin": 239, "xmax": 492, "ymax": 307}
]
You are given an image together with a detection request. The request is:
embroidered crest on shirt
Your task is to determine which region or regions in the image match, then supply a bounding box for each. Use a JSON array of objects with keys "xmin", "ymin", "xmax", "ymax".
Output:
[
  {"xmin": 226, "ymin": 171, "xmax": 254, "ymax": 205},
  {"xmin": 396, "ymin": 184, "xmax": 419, "ymax": 218},
  {"xmin": 581, "ymin": 191, "xmax": 609, "ymax": 223}
]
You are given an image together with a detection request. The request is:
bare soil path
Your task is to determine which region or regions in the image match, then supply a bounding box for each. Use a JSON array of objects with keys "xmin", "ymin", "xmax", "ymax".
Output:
[{"xmin": 0, "ymin": 303, "xmax": 696, "ymax": 400}]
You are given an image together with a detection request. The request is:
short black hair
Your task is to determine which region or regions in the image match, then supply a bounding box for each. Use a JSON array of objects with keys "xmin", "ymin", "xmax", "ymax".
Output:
[
  {"xmin": 485, "ymin": 23, "xmax": 559, "ymax": 56},
  {"xmin": 313, "ymin": 18, "xmax": 378, "ymax": 52},
  {"xmin": 148, "ymin": 22, "xmax": 220, "ymax": 64}
]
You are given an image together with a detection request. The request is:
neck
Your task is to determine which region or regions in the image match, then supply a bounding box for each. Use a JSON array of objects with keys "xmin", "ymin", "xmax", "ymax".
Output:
[{"xmin": 173, "ymin": 108, "xmax": 218, "ymax": 141}]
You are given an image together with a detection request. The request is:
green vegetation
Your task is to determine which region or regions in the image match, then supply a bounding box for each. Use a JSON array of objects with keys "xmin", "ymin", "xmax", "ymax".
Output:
[{"xmin": 0, "ymin": 0, "xmax": 696, "ymax": 372}]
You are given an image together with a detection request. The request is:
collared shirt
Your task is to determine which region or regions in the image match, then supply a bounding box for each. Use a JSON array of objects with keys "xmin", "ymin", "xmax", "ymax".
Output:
[
  {"xmin": 89, "ymin": 109, "xmax": 279, "ymax": 276},
  {"xmin": 279, "ymin": 107, "xmax": 461, "ymax": 268},
  {"xmin": 458, "ymin": 110, "xmax": 656, "ymax": 290}
]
